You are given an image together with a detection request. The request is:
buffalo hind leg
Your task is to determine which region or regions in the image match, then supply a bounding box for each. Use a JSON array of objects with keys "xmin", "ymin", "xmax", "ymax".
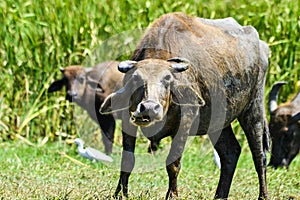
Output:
[
  {"xmin": 238, "ymin": 103, "xmax": 268, "ymax": 200},
  {"xmin": 210, "ymin": 125, "xmax": 241, "ymax": 199},
  {"xmin": 148, "ymin": 139, "xmax": 160, "ymax": 153}
]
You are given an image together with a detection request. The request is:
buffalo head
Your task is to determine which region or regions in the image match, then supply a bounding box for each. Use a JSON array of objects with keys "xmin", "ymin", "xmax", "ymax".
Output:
[
  {"xmin": 268, "ymin": 81, "xmax": 300, "ymax": 168},
  {"xmin": 100, "ymin": 57, "xmax": 205, "ymax": 127},
  {"xmin": 48, "ymin": 66, "xmax": 101, "ymax": 103}
]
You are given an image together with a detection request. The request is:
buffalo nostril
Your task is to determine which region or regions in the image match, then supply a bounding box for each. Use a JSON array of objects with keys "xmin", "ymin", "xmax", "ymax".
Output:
[
  {"xmin": 154, "ymin": 104, "xmax": 160, "ymax": 112},
  {"xmin": 137, "ymin": 101, "xmax": 162, "ymax": 119},
  {"xmin": 139, "ymin": 103, "xmax": 146, "ymax": 113}
]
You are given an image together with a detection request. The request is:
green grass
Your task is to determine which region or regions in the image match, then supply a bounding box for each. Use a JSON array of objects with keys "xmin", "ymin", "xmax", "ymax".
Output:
[
  {"xmin": 0, "ymin": 137, "xmax": 299, "ymax": 199},
  {"xmin": 0, "ymin": 0, "xmax": 300, "ymax": 199},
  {"xmin": 0, "ymin": 0, "xmax": 299, "ymax": 141}
]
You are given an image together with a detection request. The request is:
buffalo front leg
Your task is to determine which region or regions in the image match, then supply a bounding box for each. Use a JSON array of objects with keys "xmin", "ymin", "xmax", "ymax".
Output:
[
  {"xmin": 238, "ymin": 102, "xmax": 268, "ymax": 200},
  {"xmin": 114, "ymin": 114, "xmax": 137, "ymax": 198},
  {"xmin": 114, "ymin": 147, "xmax": 136, "ymax": 198},
  {"xmin": 165, "ymin": 107, "xmax": 198, "ymax": 199},
  {"xmin": 210, "ymin": 125, "xmax": 241, "ymax": 199},
  {"xmin": 165, "ymin": 129, "xmax": 189, "ymax": 199},
  {"xmin": 166, "ymin": 157, "xmax": 181, "ymax": 199}
]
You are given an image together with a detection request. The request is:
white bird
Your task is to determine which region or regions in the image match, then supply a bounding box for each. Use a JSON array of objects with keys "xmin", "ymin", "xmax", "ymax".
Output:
[
  {"xmin": 74, "ymin": 138, "xmax": 113, "ymax": 162},
  {"xmin": 213, "ymin": 149, "xmax": 221, "ymax": 169}
]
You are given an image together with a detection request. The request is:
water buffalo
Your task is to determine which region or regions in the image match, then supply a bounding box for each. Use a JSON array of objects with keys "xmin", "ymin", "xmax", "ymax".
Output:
[
  {"xmin": 268, "ymin": 81, "xmax": 300, "ymax": 168},
  {"xmin": 100, "ymin": 12, "xmax": 269, "ymax": 199},
  {"xmin": 48, "ymin": 61, "xmax": 123, "ymax": 154}
]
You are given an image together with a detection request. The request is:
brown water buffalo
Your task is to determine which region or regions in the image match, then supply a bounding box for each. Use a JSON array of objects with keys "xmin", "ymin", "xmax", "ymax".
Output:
[
  {"xmin": 100, "ymin": 12, "xmax": 269, "ymax": 199},
  {"xmin": 268, "ymin": 81, "xmax": 300, "ymax": 168},
  {"xmin": 48, "ymin": 61, "xmax": 123, "ymax": 154}
]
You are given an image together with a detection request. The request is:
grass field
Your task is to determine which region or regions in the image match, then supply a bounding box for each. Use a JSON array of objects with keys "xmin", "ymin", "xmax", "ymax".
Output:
[
  {"xmin": 0, "ymin": 0, "xmax": 300, "ymax": 199},
  {"xmin": 0, "ymin": 137, "xmax": 299, "ymax": 199}
]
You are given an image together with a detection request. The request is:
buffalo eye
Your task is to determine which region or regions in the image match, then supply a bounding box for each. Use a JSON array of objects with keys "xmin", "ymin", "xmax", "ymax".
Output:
[
  {"xmin": 132, "ymin": 74, "xmax": 142, "ymax": 84},
  {"xmin": 133, "ymin": 75, "xmax": 138, "ymax": 81},
  {"xmin": 162, "ymin": 74, "xmax": 172, "ymax": 87},
  {"xmin": 77, "ymin": 75, "xmax": 85, "ymax": 84},
  {"xmin": 164, "ymin": 74, "xmax": 171, "ymax": 81}
]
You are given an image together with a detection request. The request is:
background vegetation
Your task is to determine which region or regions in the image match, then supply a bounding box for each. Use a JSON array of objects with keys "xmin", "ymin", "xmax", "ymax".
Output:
[{"xmin": 0, "ymin": 0, "xmax": 299, "ymax": 199}]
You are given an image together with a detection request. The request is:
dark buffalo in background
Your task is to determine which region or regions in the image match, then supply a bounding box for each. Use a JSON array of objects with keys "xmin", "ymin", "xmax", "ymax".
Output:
[
  {"xmin": 48, "ymin": 61, "xmax": 123, "ymax": 154},
  {"xmin": 100, "ymin": 12, "xmax": 269, "ymax": 199},
  {"xmin": 268, "ymin": 81, "xmax": 300, "ymax": 168}
]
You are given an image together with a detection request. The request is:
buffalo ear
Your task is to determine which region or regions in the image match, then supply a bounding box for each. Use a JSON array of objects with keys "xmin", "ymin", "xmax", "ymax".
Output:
[
  {"xmin": 86, "ymin": 75, "xmax": 98, "ymax": 84},
  {"xmin": 86, "ymin": 76, "xmax": 104, "ymax": 93},
  {"xmin": 118, "ymin": 60, "xmax": 137, "ymax": 73},
  {"xmin": 85, "ymin": 68, "xmax": 105, "ymax": 93},
  {"xmin": 167, "ymin": 57, "xmax": 191, "ymax": 72},
  {"xmin": 48, "ymin": 79, "xmax": 65, "ymax": 93},
  {"xmin": 171, "ymin": 84, "xmax": 205, "ymax": 107},
  {"xmin": 100, "ymin": 87, "xmax": 130, "ymax": 114}
]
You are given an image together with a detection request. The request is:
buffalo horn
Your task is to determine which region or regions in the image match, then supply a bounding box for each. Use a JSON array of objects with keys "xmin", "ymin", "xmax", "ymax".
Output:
[
  {"xmin": 59, "ymin": 67, "xmax": 65, "ymax": 73},
  {"xmin": 268, "ymin": 81, "xmax": 287, "ymax": 114},
  {"xmin": 167, "ymin": 57, "xmax": 191, "ymax": 72},
  {"xmin": 118, "ymin": 60, "xmax": 137, "ymax": 73}
]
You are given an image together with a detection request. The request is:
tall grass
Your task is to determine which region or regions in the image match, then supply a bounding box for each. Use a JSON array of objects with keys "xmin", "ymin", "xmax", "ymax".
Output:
[{"xmin": 0, "ymin": 0, "xmax": 299, "ymax": 142}]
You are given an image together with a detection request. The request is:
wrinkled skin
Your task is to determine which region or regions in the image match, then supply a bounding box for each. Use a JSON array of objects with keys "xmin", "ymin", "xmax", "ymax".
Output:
[
  {"xmin": 268, "ymin": 82, "xmax": 300, "ymax": 168},
  {"xmin": 101, "ymin": 12, "xmax": 269, "ymax": 199},
  {"xmin": 48, "ymin": 61, "xmax": 123, "ymax": 154}
]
